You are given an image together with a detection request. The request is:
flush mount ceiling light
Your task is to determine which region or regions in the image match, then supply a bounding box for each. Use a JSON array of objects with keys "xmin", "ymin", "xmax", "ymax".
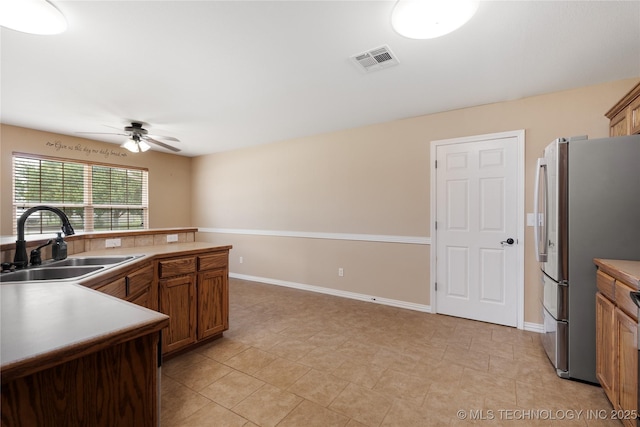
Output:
[
  {"xmin": 0, "ymin": 0, "xmax": 67, "ymax": 35},
  {"xmin": 122, "ymin": 135, "xmax": 151, "ymax": 153},
  {"xmin": 391, "ymin": 0, "xmax": 478, "ymax": 40}
]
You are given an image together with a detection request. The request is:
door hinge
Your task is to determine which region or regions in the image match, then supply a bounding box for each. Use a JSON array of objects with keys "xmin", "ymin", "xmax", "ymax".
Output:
[
  {"xmin": 435, "ymin": 160, "xmax": 438, "ymax": 168},
  {"xmin": 435, "ymin": 282, "xmax": 437, "ymax": 291},
  {"xmin": 435, "ymin": 221, "xmax": 437, "ymax": 230}
]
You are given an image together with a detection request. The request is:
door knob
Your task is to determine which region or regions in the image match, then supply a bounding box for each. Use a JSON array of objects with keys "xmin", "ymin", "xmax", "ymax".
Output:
[{"xmin": 501, "ymin": 238, "xmax": 515, "ymax": 246}]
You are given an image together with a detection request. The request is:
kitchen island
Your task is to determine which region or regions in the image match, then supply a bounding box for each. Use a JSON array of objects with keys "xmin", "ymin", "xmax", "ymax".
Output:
[
  {"xmin": 1, "ymin": 239, "xmax": 231, "ymax": 427},
  {"xmin": 1, "ymin": 282, "xmax": 169, "ymax": 427}
]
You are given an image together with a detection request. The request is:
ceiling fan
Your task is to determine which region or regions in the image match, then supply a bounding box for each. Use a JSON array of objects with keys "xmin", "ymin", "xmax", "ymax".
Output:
[{"xmin": 77, "ymin": 122, "xmax": 181, "ymax": 153}]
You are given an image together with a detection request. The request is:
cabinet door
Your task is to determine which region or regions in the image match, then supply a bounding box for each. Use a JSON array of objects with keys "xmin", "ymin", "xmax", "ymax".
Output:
[
  {"xmin": 127, "ymin": 265, "xmax": 156, "ymax": 310},
  {"xmin": 96, "ymin": 277, "xmax": 127, "ymax": 299},
  {"xmin": 616, "ymin": 307, "xmax": 638, "ymax": 427},
  {"xmin": 596, "ymin": 292, "xmax": 616, "ymax": 403},
  {"xmin": 159, "ymin": 275, "xmax": 197, "ymax": 354},
  {"xmin": 197, "ymin": 269, "xmax": 228, "ymax": 340},
  {"xmin": 610, "ymin": 109, "xmax": 629, "ymax": 136},
  {"xmin": 630, "ymin": 96, "xmax": 640, "ymax": 135}
]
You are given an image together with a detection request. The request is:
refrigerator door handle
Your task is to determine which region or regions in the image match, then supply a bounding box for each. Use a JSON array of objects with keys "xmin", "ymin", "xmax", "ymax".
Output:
[{"xmin": 534, "ymin": 157, "xmax": 548, "ymax": 262}]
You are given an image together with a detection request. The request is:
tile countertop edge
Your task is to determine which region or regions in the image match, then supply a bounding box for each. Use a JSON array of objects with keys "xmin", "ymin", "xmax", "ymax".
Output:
[
  {"xmin": 0, "ymin": 242, "xmax": 231, "ymax": 383},
  {"xmin": 594, "ymin": 258, "xmax": 640, "ymax": 289}
]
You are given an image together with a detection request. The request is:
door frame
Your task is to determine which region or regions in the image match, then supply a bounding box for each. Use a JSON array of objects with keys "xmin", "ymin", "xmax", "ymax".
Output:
[{"xmin": 430, "ymin": 130, "xmax": 525, "ymax": 329}]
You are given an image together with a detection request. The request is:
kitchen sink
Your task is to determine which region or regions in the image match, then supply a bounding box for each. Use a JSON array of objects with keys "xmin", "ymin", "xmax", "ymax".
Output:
[
  {"xmin": 48, "ymin": 256, "xmax": 137, "ymax": 267},
  {"xmin": 0, "ymin": 266, "xmax": 104, "ymax": 282},
  {"xmin": 0, "ymin": 255, "xmax": 143, "ymax": 283}
]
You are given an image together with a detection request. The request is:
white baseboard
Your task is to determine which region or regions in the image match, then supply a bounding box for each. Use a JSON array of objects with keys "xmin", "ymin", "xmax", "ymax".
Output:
[
  {"xmin": 523, "ymin": 321, "xmax": 544, "ymax": 334},
  {"xmin": 229, "ymin": 273, "xmax": 432, "ymax": 313},
  {"xmin": 230, "ymin": 272, "xmax": 544, "ymax": 333}
]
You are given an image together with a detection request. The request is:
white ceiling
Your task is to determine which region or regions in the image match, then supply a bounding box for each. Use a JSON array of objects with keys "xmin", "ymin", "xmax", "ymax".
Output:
[{"xmin": 1, "ymin": 1, "xmax": 639, "ymax": 157}]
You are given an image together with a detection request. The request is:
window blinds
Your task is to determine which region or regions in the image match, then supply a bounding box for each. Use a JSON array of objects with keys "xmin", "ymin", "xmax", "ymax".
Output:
[{"xmin": 13, "ymin": 155, "xmax": 148, "ymax": 234}]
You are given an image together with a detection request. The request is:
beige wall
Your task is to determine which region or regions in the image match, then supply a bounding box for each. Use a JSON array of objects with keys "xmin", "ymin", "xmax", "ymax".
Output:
[
  {"xmin": 0, "ymin": 124, "xmax": 192, "ymax": 234},
  {"xmin": 193, "ymin": 78, "xmax": 639, "ymax": 326},
  {"xmin": 1, "ymin": 78, "xmax": 637, "ymax": 326}
]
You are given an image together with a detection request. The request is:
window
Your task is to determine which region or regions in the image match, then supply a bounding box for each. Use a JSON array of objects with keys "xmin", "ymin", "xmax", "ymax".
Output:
[{"xmin": 13, "ymin": 154, "xmax": 148, "ymax": 235}]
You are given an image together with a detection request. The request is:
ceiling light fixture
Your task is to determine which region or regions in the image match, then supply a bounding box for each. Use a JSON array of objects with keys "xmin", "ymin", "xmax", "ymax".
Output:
[
  {"xmin": 122, "ymin": 136, "xmax": 151, "ymax": 153},
  {"xmin": 391, "ymin": 0, "xmax": 478, "ymax": 40},
  {"xmin": 0, "ymin": 0, "xmax": 67, "ymax": 35}
]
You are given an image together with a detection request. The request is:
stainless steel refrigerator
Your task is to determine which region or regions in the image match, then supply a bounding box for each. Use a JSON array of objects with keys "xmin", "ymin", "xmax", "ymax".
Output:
[{"xmin": 534, "ymin": 134, "xmax": 640, "ymax": 383}]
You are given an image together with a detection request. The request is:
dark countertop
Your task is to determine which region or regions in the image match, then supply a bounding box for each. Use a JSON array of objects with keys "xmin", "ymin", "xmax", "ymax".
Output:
[{"xmin": 0, "ymin": 242, "xmax": 231, "ymax": 383}]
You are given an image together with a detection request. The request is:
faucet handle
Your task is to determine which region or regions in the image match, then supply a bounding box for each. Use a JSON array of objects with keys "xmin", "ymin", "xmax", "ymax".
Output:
[{"xmin": 30, "ymin": 239, "xmax": 53, "ymax": 266}]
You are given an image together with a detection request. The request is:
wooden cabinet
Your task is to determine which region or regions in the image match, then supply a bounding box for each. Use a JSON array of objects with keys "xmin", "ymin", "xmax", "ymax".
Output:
[
  {"xmin": 606, "ymin": 81, "xmax": 640, "ymax": 136},
  {"xmin": 1, "ymin": 333, "xmax": 161, "ymax": 427},
  {"xmin": 617, "ymin": 307, "xmax": 638, "ymax": 426},
  {"xmin": 595, "ymin": 267, "xmax": 638, "ymax": 427},
  {"xmin": 158, "ymin": 260, "xmax": 197, "ymax": 354},
  {"xmin": 158, "ymin": 249, "xmax": 229, "ymax": 355},
  {"xmin": 596, "ymin": 291, "xmax": 615, "ymax": 402},
  {"xmin": 95, "ymin": 263, "xmax": 156, "ymax": 310}
]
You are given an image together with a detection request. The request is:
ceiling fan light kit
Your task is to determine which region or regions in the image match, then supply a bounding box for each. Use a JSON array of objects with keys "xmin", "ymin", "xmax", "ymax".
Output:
[
  {"xmin": 122, "ymin": 137, "xmax": 150, "ymax": 153},
  {"xmin": 79, "ymin": 122, "xmax": 181, "ymax": 153},
  {"xmin": 391, "ymin": 0, "xmax": 478, "ymax": 39},
  {"xmin": 0, "ymin": 0, "xmax": 67, "ymax": 35}
]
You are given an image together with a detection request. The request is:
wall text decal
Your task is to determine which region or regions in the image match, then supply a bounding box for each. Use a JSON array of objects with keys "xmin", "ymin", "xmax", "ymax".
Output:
[{"xmin": 45, "ymin": 140, "xmax": 128, "ymax": 159}]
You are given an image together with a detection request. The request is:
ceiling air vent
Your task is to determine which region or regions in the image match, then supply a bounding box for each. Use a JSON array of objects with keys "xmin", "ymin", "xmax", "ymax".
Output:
[{"xmin": 350, "ymin": 45, "xmax": 399, "ymax": 73}]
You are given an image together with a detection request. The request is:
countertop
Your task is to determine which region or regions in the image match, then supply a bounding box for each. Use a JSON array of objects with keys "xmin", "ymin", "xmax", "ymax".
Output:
[
  {"xmin": 594, "ymin": 258, "xmax": 640, "ymax": 289},
  {"xmin": 0, "ymin": 242, "xmax": 231, "ymax": 383},
  {"xmin": 1, "ymin": 283, "xmax": 169, "ymax": 383}
]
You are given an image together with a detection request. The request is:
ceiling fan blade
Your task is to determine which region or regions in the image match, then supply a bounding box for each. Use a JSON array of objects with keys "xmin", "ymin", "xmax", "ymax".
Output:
[
  {"xmin": 76, "ymin": 131, "xmax": 129, "ymax": 137},
  {"xmin": 147, "ymin": 133, "xmax": 180, "ymax": 143},
  {"xmin": 143, "ymin": 136, "xmax": 181, "ymax": 152}
]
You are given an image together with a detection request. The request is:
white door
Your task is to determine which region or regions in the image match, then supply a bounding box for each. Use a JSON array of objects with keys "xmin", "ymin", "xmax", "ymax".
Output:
[{"xmin": 433, "ymin": 133, "xmax": 521, "ymax": 327}]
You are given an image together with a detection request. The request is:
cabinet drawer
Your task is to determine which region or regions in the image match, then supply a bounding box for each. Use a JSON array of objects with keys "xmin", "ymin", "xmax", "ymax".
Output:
[
  {"xmin": 616, "ymin": 281, "xmax": 638, "ymax": 321},
  {"xmin": 198, "ymin": 253, "xmax": 228, "ymax": 271},
  {"xmin": 98, "ymin": 278, "xmax": 127, "ymax": 299},
  {"xmin": 597, "ymin": 270, "xmax": 616, "ymax": 301},
  {"xmin": 127, "ymin": 265, "xmax": 153, "ymax": 296},
  {"xmin": 158, "ymin": 257, "xmax": 196, "ymax": 278}
]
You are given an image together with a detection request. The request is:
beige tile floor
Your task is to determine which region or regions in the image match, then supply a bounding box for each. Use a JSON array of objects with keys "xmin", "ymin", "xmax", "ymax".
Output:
[{"xmin": 161, "ymin": 278, "xmax": 622, "ymax": 426}]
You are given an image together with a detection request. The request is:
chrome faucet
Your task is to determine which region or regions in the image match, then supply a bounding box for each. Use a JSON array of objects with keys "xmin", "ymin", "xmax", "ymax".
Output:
[{"xmin": 14, "ymin": 206, "xmax": 75, "ymax": 269}]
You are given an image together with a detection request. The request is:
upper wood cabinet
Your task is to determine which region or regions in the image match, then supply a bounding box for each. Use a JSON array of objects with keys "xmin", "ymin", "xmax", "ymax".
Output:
[{"xmin": 606, "ymin": 81, "xmax": 640, "ymax": 136}]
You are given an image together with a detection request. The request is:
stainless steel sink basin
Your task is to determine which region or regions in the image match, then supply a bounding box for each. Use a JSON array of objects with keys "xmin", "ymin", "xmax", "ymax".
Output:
[
  {"xmin": 0, "ymin": 255, "xmax": 142, "ymax": 283},
  {"xmin": 48, "ymin": 256, "xmax": 137, "ymax": 267},
  {"xmin": 0, "ymin": 266, "xmax": 104, "ymax": 282}
]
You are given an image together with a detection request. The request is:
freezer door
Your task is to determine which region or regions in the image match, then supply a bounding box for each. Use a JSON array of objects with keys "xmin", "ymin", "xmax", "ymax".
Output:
[
  {"xmin": 542, "ymin": 271, "xmax": 568, "ymax": 321},
  {"xmin": 542, "ymin": 305, "xmax": 568, "ymax": 374}
]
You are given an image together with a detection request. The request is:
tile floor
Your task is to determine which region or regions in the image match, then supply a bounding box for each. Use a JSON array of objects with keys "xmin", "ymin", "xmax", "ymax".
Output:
[{"xmin": 161, "ymin": 278, "xmax": 622, "ymax": 426}]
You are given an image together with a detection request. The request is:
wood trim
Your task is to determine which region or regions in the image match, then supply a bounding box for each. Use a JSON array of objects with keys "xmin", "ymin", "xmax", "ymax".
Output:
[{"xmin": 605, "ymin": 81, "xmax": 640, "ymax": 119}]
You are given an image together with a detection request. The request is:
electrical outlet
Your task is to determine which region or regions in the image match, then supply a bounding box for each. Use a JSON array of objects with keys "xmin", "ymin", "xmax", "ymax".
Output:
[
  {"xmin": 239, "ymin": 256, "xmax": 244, "ymax": 264},
  {"xmin": 338, "ymin": 268, "xmax": 344, "ymax": 277},
  {"xmin": 105, "ymin": 238, "xmax": 121, "ymax": 248},
  {"xmin": 167, "ymin": 234, "xmax": 179, "ymax": 243}
]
